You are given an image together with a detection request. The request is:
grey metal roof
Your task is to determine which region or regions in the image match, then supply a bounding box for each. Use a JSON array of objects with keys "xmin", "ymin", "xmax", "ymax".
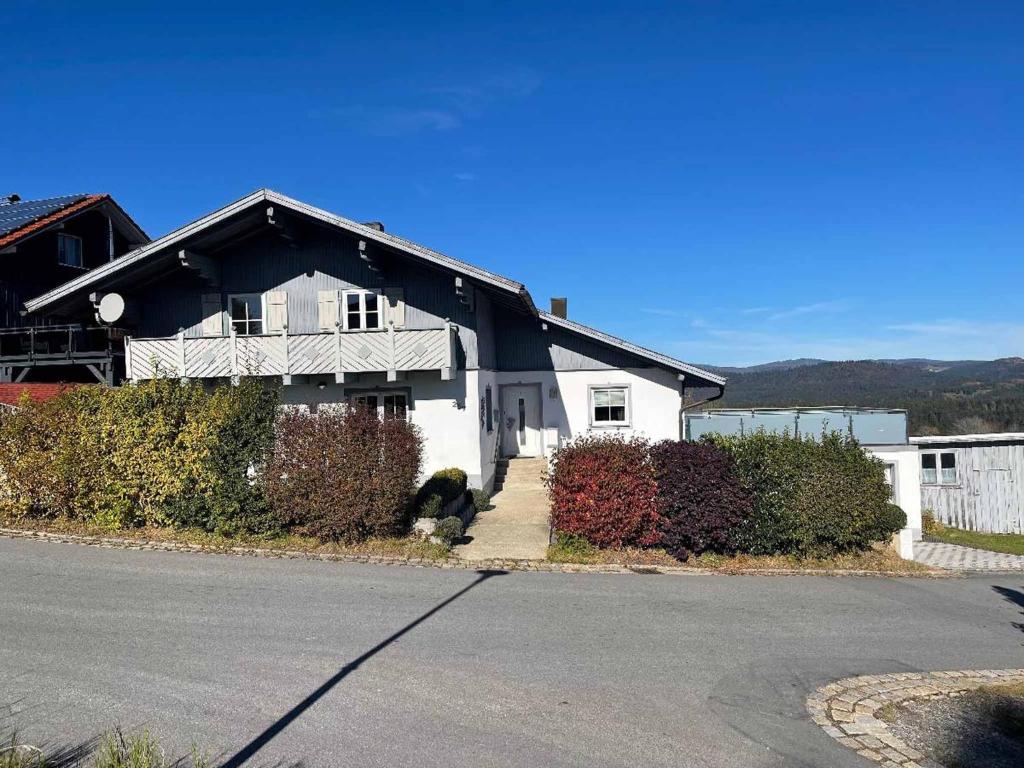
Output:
[
  {"xmin": 0, "ymin": 194, "xmax": 88, "ymax": 237},
  {"xmin": 539, "ymin": 311, "xmax": 727, "ymax": 386}
]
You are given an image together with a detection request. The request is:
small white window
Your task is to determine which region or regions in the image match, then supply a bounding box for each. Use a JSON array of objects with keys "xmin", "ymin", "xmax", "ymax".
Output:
[
  {"xmin": 342, "ymin": 290, "xmax": 383, "ymax": 330},
  {"xmin": 921, "ymin": 453, "xmax": 937, "ymax": 485},
  {"xmin": 228, "ymin": 294, "xmax": 264, "ymax": 336},
  {"xmin": 591, "ymin": 386, "xmax": 629, "ymax": 426},
  {"xmin": 883, "ymin": 462, "xmax": 898, "ymax": 503},
  {"xmin": 351, "ymin": 391, "xmax": 408, "ymax": 420},
  {"xmin": 940, "ymin": 452, "xmax": 957, "ymax": 484},
  {"xmin": 57, "ymin": 233, "xmax": 83, "ymax": 267}
]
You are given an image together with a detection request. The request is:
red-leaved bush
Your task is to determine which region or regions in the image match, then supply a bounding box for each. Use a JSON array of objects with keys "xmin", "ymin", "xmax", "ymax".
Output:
[
  {"xmin": 265, "ymin": 405, "xmax": 423, "ymax": 541},
  {"xmin": 547, "ymin": 434, "xmax": 661, "ymax": 548},
  {"xmin": 651, "ymin": 440, "xmax": 754, "ymax": 559}
]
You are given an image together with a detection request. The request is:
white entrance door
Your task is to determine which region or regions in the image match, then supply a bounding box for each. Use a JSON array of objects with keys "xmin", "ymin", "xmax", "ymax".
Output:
[{"xmin": 501, "ymin": 385, "xmax": 542, "ymax": 457}]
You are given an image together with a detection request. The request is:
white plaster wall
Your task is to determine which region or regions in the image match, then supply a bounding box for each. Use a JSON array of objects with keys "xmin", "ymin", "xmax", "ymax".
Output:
[
  {"xmin": 279, "ymin": 370, "xmax": 485, "ymax": 486},
  {"xmin": 476, "ymin": 369, "xmax": 500, "ymax": 492},
  {"xmin": 495, "ymin": 367, "xmax": 683, "ymax": 452},
  {"xmin": 867, "ymin": 445, "xmax": 922, "ymax": 541}
]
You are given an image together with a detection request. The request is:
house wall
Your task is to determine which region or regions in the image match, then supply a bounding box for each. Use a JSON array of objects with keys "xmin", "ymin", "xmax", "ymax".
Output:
[
  {"xmin": 917, "ymin": 441, "xmax": 1024, "ymax": 534},
  {"xmin": 133, "ymin": 227, "xmax": 493, "ymax": 369},
  {"xmin": 495, "ymin": 367, "xmax": 683, "ymax": 453},
  {"xmin": 867, "ymin": 445, "xmax": 922, "ymax": 540}
]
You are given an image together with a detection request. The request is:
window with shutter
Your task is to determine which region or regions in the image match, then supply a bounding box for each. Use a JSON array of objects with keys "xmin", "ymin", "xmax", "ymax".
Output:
[
  {"xmin": 265, "ymin": 291, "xmax": 288, "ymax": 333},
  {"xmin": 384, "ymin": 287, "xmax": 405, "ymax": 328},
  {"xmin": 201, "ymin": 294, "xmax": 223, "ymax": 336},
  {"xmin": 317, "ymin": 290, "xmax": 339, "ymax": 331}
]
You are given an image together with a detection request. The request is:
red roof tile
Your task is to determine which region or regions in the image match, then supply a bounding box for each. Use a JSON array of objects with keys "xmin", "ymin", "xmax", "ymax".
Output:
[
  {"xmin": 0, "ymin": 382, "xmax": 82, "ymax": 407},
  {"xmin": 0, "ymin": 194, "xmax": 108, "ymax": 250}
]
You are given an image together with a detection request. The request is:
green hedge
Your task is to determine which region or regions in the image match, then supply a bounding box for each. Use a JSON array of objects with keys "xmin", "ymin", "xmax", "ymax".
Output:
[
  {"xmin": 415, "ymin": 467, "xmax": 468, "ymax": 519},
  {"xmin": 707, "ymin": 431, "xmax": 900, "ymax": 557},
  {"xmin": 0, "ymin": 378, "xmax": 279, "ymax": 534}
]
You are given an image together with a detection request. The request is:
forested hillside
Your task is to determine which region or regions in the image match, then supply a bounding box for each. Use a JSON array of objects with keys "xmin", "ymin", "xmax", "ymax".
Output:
[{"xmin": 709, "ymin": 358, "xmax": 1024, "ymax": 435}]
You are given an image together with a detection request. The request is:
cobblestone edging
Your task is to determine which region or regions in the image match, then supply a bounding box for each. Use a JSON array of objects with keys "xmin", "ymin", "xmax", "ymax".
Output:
[
  {"xmin": 807, "ymin": 668, "xmax": 1024, "ymax": 766},
  {"xmin": 0, "ymin": 527, "xmax": 944, "ymax": 577}
]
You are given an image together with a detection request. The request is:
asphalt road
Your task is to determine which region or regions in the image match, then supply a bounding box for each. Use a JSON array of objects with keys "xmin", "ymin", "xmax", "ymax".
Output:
[{"xmin": 1, "ymin": 538, "xmax": 1022, "ymax": 768}]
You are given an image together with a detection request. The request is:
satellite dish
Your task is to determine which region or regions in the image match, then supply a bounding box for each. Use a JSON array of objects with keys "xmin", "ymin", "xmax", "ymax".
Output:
[{"xmin": 97, "ymin": 293, "xmax": 126, "ymax": 324}]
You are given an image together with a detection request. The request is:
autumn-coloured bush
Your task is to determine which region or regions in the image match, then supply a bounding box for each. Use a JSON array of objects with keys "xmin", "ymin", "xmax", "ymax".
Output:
[
  {"xmin": 265, "ymin": 406, "xmax": 423, "ymax": 542},
  {"xmin": 0, "ymin": 379, "xmax": 278, "ymax": 533},
  {"xmin": 547, "ymin": 434, "xmax": 661, "ymax": 548},
  {"xmin": 651, "ymin": 440, "xmax": 753, "ymax": 559}
]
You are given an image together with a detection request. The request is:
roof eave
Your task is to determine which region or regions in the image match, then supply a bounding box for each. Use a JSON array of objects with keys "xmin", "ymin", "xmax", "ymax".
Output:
[{"xmin": 538, "ymin": 311, "xmax": 727, "ymax": 386}]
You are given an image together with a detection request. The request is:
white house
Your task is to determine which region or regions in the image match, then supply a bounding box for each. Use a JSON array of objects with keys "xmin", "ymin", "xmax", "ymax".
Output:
[{"xmin": 23, "ymin": 189, "xmax": 725, "ymax": 491}]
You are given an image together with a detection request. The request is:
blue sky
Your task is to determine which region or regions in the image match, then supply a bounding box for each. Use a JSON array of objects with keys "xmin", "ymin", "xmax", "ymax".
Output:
[{"xmin": 2, "ymin": 1, "xmax": 1021, "ymax": 366}]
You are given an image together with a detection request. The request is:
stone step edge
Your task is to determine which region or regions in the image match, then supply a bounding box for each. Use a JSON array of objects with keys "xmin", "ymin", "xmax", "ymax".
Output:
[
  {"xmin": 0, "ymin": 527, "xmax": 952, "ymax": 577},
  {"xmin": 807, "ymin": 668, "xmax": 1024, "ymax": 766}
]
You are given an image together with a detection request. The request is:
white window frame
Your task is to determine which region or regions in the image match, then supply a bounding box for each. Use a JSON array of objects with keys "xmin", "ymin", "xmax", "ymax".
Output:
[
  {"xmin": 921, "ymin": 451, "xmax": 957, "ymax": 486},
  {"xmin": 57, "ymin": 233, "xmax": 84, "ymax": 268},
  {"xmin": 589, "ymin": 385, "xmax": 631, "ymax": 427},
  {"xmin": 883, "ymin": 462, "xmax": 898, "ymax": 504},
  {"xmin": 227, "ymin": 293, "xmax": 266, "ymax": 336},
  {"xmin": 341, "ymin": 289, "xmax": 383, "ymax": 331},
  {"xmin": 349, "ymin": 389, "xmax": 410, "ymax": 420}
]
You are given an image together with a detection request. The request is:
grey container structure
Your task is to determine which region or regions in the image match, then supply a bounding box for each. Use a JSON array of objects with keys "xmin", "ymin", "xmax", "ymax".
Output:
[{"xmin": 909, "ymin": 433, "xmax": 1024, "ymax": 534}]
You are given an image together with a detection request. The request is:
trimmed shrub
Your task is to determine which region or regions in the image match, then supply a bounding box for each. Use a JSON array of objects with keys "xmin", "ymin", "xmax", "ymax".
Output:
[
  {"xmin": 868, "ymin": 503, "xmax": 908, "ymax": 543},
  {"xmin": 709, "ymin": 430, "xmax": 896, "ymax": 557},
  {"xmin": 651, "ymin": 440, "xmax": 754, "ymax": 560},
  {"xmin": 265, "ymin": 405, "xmax": 423, "ymax": 542},
  {"xmin": 547, "ymin": 434, "xmax": 661, "ymax": 548},
  {"xmin": 432, "ymin": 516, "xmax": 463, "ymax": 546},
  {"xmin": 415, "ymin": 467, "xmax": 468, "ymax": 518},
  {"xmin": 470, "ymin": 488, "xmax": 491, "ymax": 513}
]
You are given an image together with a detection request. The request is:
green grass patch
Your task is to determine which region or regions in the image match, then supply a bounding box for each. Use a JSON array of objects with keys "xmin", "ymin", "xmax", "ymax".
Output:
[{"xmin": 928, "ymin": 527, "xmax": 1024, "ymax": 556}]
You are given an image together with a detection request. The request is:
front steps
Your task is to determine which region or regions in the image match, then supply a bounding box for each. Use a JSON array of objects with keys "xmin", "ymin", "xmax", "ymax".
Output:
[{"xmin": 454, "ymin": 457, "xmax": 550, "ymax": 561}]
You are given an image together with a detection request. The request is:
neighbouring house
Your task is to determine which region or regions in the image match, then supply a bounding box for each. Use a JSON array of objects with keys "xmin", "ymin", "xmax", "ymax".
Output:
[
  {"xmin": 0, "ymin": 193, "xmax": 149, "ymax": 384},
  {"xmin": 23, "ymin": 189, "xmax": 725, "ymax": 490},
  {"xmin": 686, "ymin": 407, "xmax": 923, "ymax": 546},
  {"xmin": 910, "ymin": 433, "xmax": 1024, "ymax": 535}
]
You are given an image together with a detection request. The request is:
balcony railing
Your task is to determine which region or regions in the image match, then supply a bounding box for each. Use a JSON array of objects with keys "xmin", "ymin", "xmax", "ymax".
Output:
[
  {"xmin": 126, "ymin": 322, "xmax": 457, "ymax": 383},
  {"xmin": 0, "ymin": 324, "xmax": 123, "ymax": 366}
]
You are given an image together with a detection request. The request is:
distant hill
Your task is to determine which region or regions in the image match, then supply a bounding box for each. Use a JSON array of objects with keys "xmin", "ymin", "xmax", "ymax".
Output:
[{"xmin": 707, "ymin": 358, "xmax": 1024, "ymax": 435}]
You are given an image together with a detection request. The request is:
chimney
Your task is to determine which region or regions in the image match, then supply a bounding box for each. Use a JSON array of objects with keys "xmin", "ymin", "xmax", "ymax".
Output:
[
  {"xmin": 363, "ymin": 221, "xmax": 385, "ymax": 232},
  {"xmin": 550, "ymin": 297, "xmax": 567, "ymax": 319},
  {"xmin": 0, "ymin": 194, "xmax": 21, "ymax": 206}
]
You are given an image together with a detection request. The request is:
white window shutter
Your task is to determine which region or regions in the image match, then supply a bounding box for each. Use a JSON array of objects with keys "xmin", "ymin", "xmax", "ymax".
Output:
[
  {"xmin": 266, "ymin": 291, "xmax": 288, "ymax": 333},
  {"xmin": 317, "ymin": 289, "xmax": 339, "ymax": 331},
  {"xmin": 384, "ymin": 287, "xmax": 405, "ymax": 328},
  {"xmin": 201, "ymin": 293, "xmax": 223, "ymax": 336}
]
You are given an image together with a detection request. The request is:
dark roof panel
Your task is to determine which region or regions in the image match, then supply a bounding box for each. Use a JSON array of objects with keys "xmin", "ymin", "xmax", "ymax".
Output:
[{"xmin": 0, "ymin": 194, "xmax": 89, "ymax": 237}]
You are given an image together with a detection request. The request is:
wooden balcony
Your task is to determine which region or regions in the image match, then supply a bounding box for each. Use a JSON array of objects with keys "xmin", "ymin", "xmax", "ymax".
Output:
[
  {"xmin": 125, "ymin": 322, "xmax": 457, "ymax": 383},
  {"xmin": 0, "ymin": 325, "xmax": 124, "ymax": 384}
]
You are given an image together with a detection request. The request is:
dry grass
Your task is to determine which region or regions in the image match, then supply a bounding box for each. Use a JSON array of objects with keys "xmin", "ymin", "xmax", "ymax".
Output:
[
  {"xmin": 547, "ymin": 534, "xmax": 936, "ymax": 574},
  {"xmin": 0, "ymin": 514, "xmax": 451, "ymax": 561}
]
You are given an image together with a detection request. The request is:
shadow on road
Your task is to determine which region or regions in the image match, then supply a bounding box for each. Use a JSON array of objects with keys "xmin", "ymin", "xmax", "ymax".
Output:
[
  {"xmin": 992, "ymin": 585, "xmax": 1024, "ymax": 633},
  {"xmin": 220, "ymin": 569, "xmax": 508, "ymax": 768}
]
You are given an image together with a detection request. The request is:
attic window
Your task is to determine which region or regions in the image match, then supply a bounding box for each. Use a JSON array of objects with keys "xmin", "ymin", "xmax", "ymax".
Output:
[
  {"xmin": 342, "ymin": 290, "xmax": 382, "ymax": 330},
  {"xmin": 57, "ymin": 233, "xmax": 83, "ymax": 267},
  {"xmin": 229, "ymin": 294, "xmax": 264, "ymax": 336}
]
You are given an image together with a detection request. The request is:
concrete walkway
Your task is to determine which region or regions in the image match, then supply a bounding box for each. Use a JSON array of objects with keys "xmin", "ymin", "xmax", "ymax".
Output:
[
  {"xmin": 455, "ymin": 457, "xmax": 550, "ymax": 561},
  {"xmin": 914, "ymin": 540, "xmax": 1024, "ymax": 571}
]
